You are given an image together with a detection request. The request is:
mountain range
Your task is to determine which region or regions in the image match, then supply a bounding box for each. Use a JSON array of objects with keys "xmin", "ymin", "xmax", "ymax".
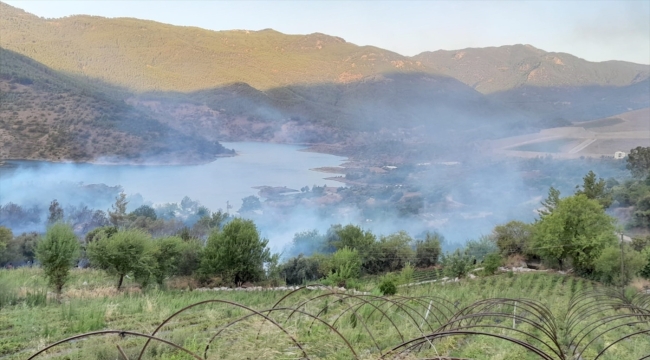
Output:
[{"xmin": 0, "ymin": 2, "xmax": 648, "ymax": 162}]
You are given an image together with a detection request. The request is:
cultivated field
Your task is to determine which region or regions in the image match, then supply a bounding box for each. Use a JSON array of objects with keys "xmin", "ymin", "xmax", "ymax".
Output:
[
  {"xmin": 1, "ymin": 268, "xmax": 649, "ymax": 359},
  {"xmin": 490, "ymin": 108, "xmax": 650, "ymax": 159}
]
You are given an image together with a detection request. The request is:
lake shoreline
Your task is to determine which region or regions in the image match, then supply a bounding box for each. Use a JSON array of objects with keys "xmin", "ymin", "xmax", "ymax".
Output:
[{"xmin": 0, "ymin": 142, "xmax": 353, "ymax": 167}]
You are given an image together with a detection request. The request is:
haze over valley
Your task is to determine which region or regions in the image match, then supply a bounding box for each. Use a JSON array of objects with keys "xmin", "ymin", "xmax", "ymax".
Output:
[
  {"xmin": 3, "ymin": 2, "xmax": 650, "ymax": 359},
  {"xmin": 1, "ymin": 1, "xmax": 649, "ymax": 247}
]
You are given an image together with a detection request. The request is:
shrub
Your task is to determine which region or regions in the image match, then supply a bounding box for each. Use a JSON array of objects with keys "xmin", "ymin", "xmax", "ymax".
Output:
[
  {"xmin": 378, "ymin": 275, "xmax": 397, "ymax": 295},
  {"xmin": 482, "ymin": 253, "xmax": 502, "ymax": 276},
  {"xmin": 595, "ymin": 245, "xmax": 647, "ymax": 285},
  {"xmin": 441, "ymin": 249, "xmax": 474, "ymax": 279},
  {"xmin": 36, "ymin": 223, "xmax": 80, "ymax": 295},
  {"xmin": 324, "ymin": 247, "xmax": 362, "ymax": 287},
  {"xmin": 399, "ymin": 262, "xmax": 415, "ymax": 285}
]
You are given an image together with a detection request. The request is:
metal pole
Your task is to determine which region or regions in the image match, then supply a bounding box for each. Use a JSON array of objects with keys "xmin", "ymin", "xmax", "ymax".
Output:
[{"xmin": 620, "ymin": 233, "xmax": 625, "ymax": 288}]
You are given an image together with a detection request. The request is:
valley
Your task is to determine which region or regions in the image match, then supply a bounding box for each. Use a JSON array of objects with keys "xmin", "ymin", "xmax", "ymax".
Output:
[{"xmin": 1, "ymin": 2, "xmax": 650, "ymax": 359}]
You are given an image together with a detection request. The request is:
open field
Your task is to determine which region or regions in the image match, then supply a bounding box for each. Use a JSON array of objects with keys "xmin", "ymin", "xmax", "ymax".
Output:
[
  {"xmin": 490, "ymin": 108, "xmax": 650, "ymax": 159},
  {"xmin": 2, "ymin": 268, "xmax": 649, "ymax": 359}
]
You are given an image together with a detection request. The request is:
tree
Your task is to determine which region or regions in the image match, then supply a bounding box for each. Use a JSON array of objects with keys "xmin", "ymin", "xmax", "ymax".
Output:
[
  {"xmin": 575, "ymin": 171, "xmax": 612, "ymax": 208},
  {"xmin": 84, "ymin": 226, "xmax": 118, "ymax": 243},
  {"xmin": 130, "ymin": 205, "xmax": 157, "ymax": 220},
  {"xmin": 626, "ymin": 146, "xmax": 650, "ymax": 178},
  {"xmin": 632, "ymin": 195, "xmax": 650, "ymax": 229},
  {"xmin": 87, "ymin": 229, "xmax": 155, "ymax": 289},
  {"xmin": 330, "ymin": 224, "xmax": 376, "ymax": 263},
  {"xmin": 631, "ymin": 236, "xmax": 650, "ymax": 252},
  {"xmin": 238, "ymin": 196, "xmax": 261, "ymax": 214},
  {"xmin": 151, "ymin": 236, "xmax": 185, "ymax": 286},
  {"xmin": 289, "ymin": 229, "xmax": 326, "ymax": 256},
  {"xmin": 365, "ymin": 231, "xmax": 414, "ymax": 274},
  {"xmin": 47, "ymin": 199, "xmax": 64, "ymax": 225},
  {"xmin": 36, "ymin": 223, "xmax": 80, "ymax": 295},
  {"xmin": 280, "ymin": 254, "xmax": 323, "ymax": 285},
  {"xmin": 414, "ymin": 232, "xmax": 443, "ymax": 268},
  {"xmin": 641, "ymin": 248, "xmax": 650, "ymax": 279},
  {"xmin": 8, "ymin": 232, "xmax": 38, "ymax": 264},
  {"xmin": 465, "ymin": 235, "xmax": 499, "ymax": 262},
  {"xmin": 492, "ymin": 221, "xmax": 533, "ymax": 257},
  {"xmin": 199, "ymin": 218, "xmax": 270, "ymax": 285},
  {"xmin": 0, "ymin": 226, "xmax": 11, "ymax": 258},
  {"xmin": 176, "ymin": 239, "xmax": 203, "ymax": 276},
  {"xmin": 108, "ymin": 192, "xmax": 128, "ymax": 227},
  {"xmin": 538, "ymin": 187, "xmax": 561, "ymax": 218},
  {"xmin": 532, "ymin": 194, "xmax": 618, "ymax": 273},
  {"xmin": 194, "ymin": 210, "xmax": 231, "ymax": 236}
]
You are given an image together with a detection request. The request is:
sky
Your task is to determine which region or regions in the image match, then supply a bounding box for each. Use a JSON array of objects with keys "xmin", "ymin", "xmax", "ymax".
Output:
[{"xmin": 4, "ymin": 1, "xmax": 650, "ymax": 64}]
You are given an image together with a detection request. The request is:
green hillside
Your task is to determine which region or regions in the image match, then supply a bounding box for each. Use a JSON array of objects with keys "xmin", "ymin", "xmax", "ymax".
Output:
[
  {"xmin": 414, "ymin": 44, "xmax": 650, "ymax": 94},
  {"xmin": 0, "ymin": 48, "xmax": 232, "ymax": 162},
  {"xmin": 0, "ymin": 2, "xmax": 426, "ymax": 92}
]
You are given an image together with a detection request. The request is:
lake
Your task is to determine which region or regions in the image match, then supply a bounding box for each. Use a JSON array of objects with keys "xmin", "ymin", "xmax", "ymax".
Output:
[{"xmin": 0, "ymin": 142, "xmax": 346, "ymax": 212}]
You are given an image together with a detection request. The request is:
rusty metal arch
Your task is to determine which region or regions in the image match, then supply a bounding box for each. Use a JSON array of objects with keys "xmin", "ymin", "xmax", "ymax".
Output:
[
  {"xmin": 28, "ymin": 330, "xmax": 204, "ymax": 360},
  {"xmin": 203, "ymin": 307, "xmax": 359, "ymax": 359},
  {"xmin": 136, "ymin": 299, "xmax": 307, "ymax": 360},
  {"xmin": 380, "ymin": 330, "xmax": 557, "ymax": 360}
]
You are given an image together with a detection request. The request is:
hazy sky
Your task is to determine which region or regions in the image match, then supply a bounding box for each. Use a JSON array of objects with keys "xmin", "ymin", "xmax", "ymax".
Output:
[{"xmin": 5, "ymin": 0, "xmax": 650, "ymax": 64}]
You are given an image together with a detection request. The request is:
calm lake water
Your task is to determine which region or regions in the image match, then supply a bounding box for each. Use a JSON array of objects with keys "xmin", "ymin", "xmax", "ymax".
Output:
[{"xmin": 0, "ymin": 142, "xmax": 346, "ymax": 211}]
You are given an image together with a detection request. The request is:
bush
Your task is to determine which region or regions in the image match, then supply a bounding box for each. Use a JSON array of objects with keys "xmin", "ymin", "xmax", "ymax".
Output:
[
  {"xmin": 441, "ymin": 249, "xmax": 474, "ymax": 279},
  {"xmin": 36, "ymin": 223, "xmax": 81, "ymax": 295},
  {"xmin": 198, "ymin": 218, "xmax": 270, "ymax": 285},
  {"xmin": 482, "ymin": 253, "xmax": 502, "ymax": 276},
  {"xmin": 595, "ymin": 245, "xmax": 647, "ymax": 285},
  {"xmin": 324, "ymin": 247, "xmax": 362, "ymax": 287},
  {"xmin": 378, "ymin": 275, "xmax": 397, "ymax": 295}
]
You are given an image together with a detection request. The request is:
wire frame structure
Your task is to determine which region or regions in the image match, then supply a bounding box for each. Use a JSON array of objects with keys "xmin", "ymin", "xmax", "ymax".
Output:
[{"xmin": 27, "ymin": 286, "xmax": 650, "ymax": 359}]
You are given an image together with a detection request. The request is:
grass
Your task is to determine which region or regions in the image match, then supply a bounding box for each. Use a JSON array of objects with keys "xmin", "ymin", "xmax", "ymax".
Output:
[{"xmin": 2, "ymin": 268, "xmax": 649, "ymax": 359}]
